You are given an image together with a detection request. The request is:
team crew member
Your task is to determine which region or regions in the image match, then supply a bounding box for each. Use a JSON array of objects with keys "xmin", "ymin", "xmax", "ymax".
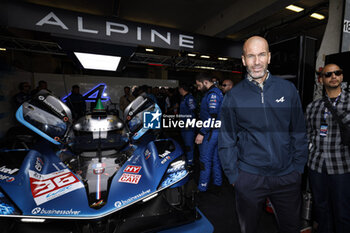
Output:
[
  {"xmin": 219, "ymin": 36, "xmax": 308, "ymax": 233},
  {"xmin": 67, "ymin": 85, "xmax": 86, "ymax": 120},
  {"xmin": 119, "ymin": 86, "xmax": 135, "ymax": 112},
  {"xmin": 179, "ymin": 84, "xmax": 197, "ymax": 165},
  {"xmin": 221, "ymin": 79, "xmax": 234, "ymax": 94},
  {"xmin": 195, "ymin": 73, "xmax": 224, "ymax": 192},
  {"xmin": 306, "ymin": 63, "xmax": 350, "ymax": 233}
]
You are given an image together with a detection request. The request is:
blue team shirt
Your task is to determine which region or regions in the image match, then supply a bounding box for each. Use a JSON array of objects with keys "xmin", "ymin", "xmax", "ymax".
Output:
[
  {"xmin": 179, "ymin": 93, "xmax": 196, "ymax": 119},
  {"xmin": 199, "ymin": 86, "xmax": 223, "ymax": 135}
]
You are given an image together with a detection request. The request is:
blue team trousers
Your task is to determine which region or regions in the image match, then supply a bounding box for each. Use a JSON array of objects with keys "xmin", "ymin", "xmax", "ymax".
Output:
[
  {"xmin": 198, "ymin": 130, "xmax": 222, "ymax": 191},
  {"xmin": 181, "ymin": 129, "xmax": 195, "ymax": 165}
]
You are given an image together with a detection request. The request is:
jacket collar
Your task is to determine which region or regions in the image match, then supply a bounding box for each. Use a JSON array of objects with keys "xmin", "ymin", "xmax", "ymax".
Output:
[{"xmin": 325, "ymin": 89, "xmax": 349, "ymax": 103}]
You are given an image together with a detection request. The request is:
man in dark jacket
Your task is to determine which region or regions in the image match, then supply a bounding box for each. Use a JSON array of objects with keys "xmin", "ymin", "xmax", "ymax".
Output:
[{"xmin": 219, "ymin": 36, "xmax": 308, "ymax": 233}]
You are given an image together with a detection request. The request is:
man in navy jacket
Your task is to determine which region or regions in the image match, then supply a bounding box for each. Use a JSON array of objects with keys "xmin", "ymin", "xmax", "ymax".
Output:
[{"xmin": 219, "ymin": 36, "xmax": 308, "ymax": 233}]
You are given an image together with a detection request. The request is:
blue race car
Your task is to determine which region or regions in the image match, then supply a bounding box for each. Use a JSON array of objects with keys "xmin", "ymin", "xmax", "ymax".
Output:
[{"xmin": 0, "ymin": 90, "xmax": 210, "ymax": 233}]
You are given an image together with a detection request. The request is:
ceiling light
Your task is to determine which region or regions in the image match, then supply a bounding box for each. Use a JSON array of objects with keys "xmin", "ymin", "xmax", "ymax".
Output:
[
  {"xmin": 187, "ymin": 53, "xmax": 196, "ymax": 57},
  {"xmin": 74, "ymin": 52, "xmax": 121, "ymax": 71},
  {"xmin": 286, "ymin": 5, "xmax": 304, "ymax": 13},
  {"xmin": 310, "ymin": 13, "xmax": 325, "ymax": 20},
  {"xmin": 218, "ymin": 57, "xmax": 228, "ymax": 61},
  {"xmin": 0, "ymin": 48, "xmax": 6, "ymax": 51},
  {"xmin": 194, "ymin": 66, "xmax": 215, "ymax": 70},
  {"xmin": 145, "ymin": 48, "xmax": 154, "ymax": 52},
  {"xmin": 200, "ymin": 55, "xmax": 210, "ymax": 59}
]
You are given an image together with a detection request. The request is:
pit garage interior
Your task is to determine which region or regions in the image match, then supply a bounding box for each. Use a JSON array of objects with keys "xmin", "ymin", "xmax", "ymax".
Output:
[{"xmin": 0, "ymin": 0, "xmax": 349, "ymax": 232}]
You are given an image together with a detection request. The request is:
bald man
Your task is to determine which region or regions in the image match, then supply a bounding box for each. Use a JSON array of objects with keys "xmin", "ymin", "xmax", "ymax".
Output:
[
  {"xmin": 219, "ymin": 36, "xmax": 308, "ymax": 233},
  {"xmin": 306, "ymin": 63, "xmax": 350, "ymax": 233}
]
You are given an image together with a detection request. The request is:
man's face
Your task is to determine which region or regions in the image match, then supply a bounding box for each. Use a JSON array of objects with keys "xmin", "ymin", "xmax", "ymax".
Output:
[
  {"xmin": 23, "ymin": 83, "xmax": 31, "ymax": 93},
  {"xmin": 39, "ymin": 83, "xmax": 47, "ymax": 90},
  {"xmin": 222, "ymin": 80, "xmax": 233, "ymax": 93},
  {"xmin": 178, "ymin": 87, "xmax": 185, "ymax": 96},
  {"xmin": 196, "ymin": 80, "xmax": 207, "ymax": 92},
  {"xmin": 320, "ymin": 64, "xmax": 343, "ymax": 89},
  {"xmin": 72, "ymin": 87, "xmax": 79, "ymax": 94},
  {"xmin": 242, "ymin": 39, "xmax": 271, "ymax": 80},
  {"xmin": 124, "ymin": 87, "xmax": 130, "ymax": 95}
]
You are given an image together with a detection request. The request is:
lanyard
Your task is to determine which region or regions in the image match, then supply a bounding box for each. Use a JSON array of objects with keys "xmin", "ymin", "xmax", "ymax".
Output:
[{"xmin": 323, "ymin": 94, "xmax": 341, "ymax": 121}]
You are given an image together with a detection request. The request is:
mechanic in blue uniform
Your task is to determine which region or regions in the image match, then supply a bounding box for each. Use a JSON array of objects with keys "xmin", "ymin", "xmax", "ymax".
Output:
[
  {"xmin": 178, "ymin": 84, "xmax": 197, "ymax": 165},
  {"xmin": 195, "ymin": 73, "xmax": 223, "ymax": 192}
]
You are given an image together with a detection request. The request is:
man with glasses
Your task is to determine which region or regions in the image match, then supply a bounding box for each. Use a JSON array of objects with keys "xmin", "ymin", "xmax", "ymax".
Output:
[
  {"xmin": 219, "ymin": 36, "xmax": 308, "ymax": 233},
  {"xmin": 306, "ymin": 63, "xmax": 350, "ymax": 233},
  {"xmin": 221, "ymin": 79, "xmax": 234, "ymax": 94}
]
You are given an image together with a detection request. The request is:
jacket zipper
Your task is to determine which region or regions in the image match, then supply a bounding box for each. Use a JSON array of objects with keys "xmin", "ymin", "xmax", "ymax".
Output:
[{"xmin": 260, "ymin": 87, "xmax": 273, "ymax": 165}]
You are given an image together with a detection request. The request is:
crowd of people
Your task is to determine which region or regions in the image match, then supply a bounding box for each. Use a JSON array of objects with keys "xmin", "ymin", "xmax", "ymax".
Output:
[{"xmin": 9, "ymin": 35, "xmax": 349, "ymax": 233}]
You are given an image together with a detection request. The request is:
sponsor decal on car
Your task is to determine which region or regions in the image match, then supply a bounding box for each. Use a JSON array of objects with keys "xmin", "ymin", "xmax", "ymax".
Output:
[
  {"xmin": 0, "ymin": 166, "xmax": 19, "ymax": 175},
  {"xmin": 114, "ymin": 189, "xmax": 151, "ymax": 209},
  {"xmin": 159, "ymin": 150, "xmax": 171, "ymax": 158},
  {"xmin": 35, "ymin": 157, "xmax": 44, "ymax": 172},
  {"xmin": 123, "ymin": 165, "xmax": 141, "ymax": 174},
  {"xmin": 128, "ymin": 154, "xmax": 141, "ymax": 164},
  {"xmin": 31, "ymin": 207, "xmax": 81, "ymax": 215},
  {"xmin": 144, "ymin": 149, "xmax": 151, "ymax": 160},
  {"xmin": 29, "ymin": 169, "xmax": 84, "ymax": 205},
  {"xmin": 118, "ymin": 173, "xmax": 141, "ymax": 184},
  {"xmin": 161, "ymin": 156, "xmax": 171, "ymax": 164},
  {"xmin": 0, "ymin": 174, "xmax": 15, "ymax": 182}
]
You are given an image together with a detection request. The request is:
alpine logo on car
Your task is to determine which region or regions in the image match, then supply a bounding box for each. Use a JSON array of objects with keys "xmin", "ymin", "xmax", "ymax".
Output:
[
  {"xmin": 118, "ymin": 173, "xmax": 141, "ymax": 184},
  {"xmin": 123, "ymin": 165, "xmax": 141, "ymax": 173},
  {"xmin": 29, "ymin": 169, "xmax": 84, "ymax": 205},
  {"xmin": 31, "ymin": 207, "xmax": 81, "ymax": 215},
  {"xmin": 0, "ymin": 166, "xmax": 19, "ymax": 175}
]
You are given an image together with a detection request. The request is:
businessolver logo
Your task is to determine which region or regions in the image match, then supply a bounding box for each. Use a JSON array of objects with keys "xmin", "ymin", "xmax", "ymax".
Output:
[{"xmin": 143, "ymin": 110, "xmax": 161, "ymax": 129}]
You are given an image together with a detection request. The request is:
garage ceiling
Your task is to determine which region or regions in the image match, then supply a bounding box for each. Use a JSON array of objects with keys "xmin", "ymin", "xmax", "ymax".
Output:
[
  {"xmin": 1, "ymin": 0, "xmax": 329, "ymax": 75},
  {"xmin": 21, "ymin": 0, "xmax": 329, "ymax": 41}
]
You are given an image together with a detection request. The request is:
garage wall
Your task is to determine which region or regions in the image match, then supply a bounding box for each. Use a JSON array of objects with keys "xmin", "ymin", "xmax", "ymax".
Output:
[{"xmin": 0, "ymin": 71, "xmax": 178, "ymax": 137}]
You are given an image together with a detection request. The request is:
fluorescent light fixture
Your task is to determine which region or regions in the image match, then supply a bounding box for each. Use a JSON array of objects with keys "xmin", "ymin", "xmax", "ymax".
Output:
[
  {"xmin": 21, "ymin": 218, "xmax": 46, "ymax": 223},
  {"xmin": 218, "ymin": 57, "xmax": 228, "ymax": 61},
  {"xmin": 194, "ymin": 66, "xmax": 215, "ymax": 70},
  {"xmin": 310, "ymin": 13, "xmax": 325, "ymax": 20},
  {"xmin": 200, "ymin": 55, "xmax": 210, "ymax": 59},
  {"xmin": 286, "ymin": 5, "xmax": 304, "ymax": 13},
  {"xmin": 0, "ymin": 48, "xmax": 6, "ymax": 51},
  {"xmin": 74, "ymin": 52, "xmax": 121, "ymax": 71},
  {"xmin": 145, "ymin": 48, "xmax": 154, "ymax": 52},
  {"xmin": 187, "ymin": 53, "xmax": 196, "ymax": 57}
]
